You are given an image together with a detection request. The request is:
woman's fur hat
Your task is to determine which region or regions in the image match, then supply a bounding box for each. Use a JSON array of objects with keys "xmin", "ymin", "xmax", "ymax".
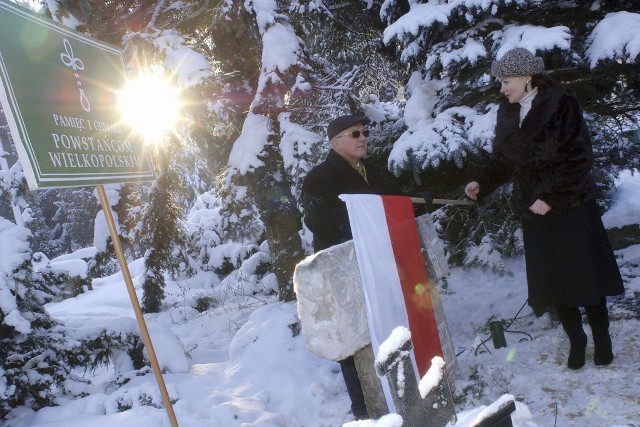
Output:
[{"xmin": 491, "ymin": 48, "xmax": 545, "ymax": 78}]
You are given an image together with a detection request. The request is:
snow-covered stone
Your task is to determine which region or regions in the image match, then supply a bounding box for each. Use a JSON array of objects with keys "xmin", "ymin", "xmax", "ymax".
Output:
[{"xmin": 293, "ymin": 241, "xmax": 370, "ymax": 361}]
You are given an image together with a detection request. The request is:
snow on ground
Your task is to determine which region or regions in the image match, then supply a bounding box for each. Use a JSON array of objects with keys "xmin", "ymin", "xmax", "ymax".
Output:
[
  {"xmin": 5, "ymin": 243, "xmax": 639, "ymax": 427},
  {"xmin": 4, "ymin": 172, "xmax": 640, "ymax": 427}
]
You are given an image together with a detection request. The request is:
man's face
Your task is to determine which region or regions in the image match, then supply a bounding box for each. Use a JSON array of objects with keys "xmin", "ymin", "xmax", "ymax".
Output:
[{"xmin": 331, "ymin": 123, "xmax": 368, "ymax": 165}]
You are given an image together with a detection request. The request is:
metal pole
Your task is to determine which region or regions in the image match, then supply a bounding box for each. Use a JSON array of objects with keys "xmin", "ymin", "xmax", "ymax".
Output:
[{"xmin": 96, "ymin": 184, "xmax": 179, "ymax": 427}]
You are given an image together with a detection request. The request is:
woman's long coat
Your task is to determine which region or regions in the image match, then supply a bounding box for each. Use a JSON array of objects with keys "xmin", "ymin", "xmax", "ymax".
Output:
[{"xmin": 477, "ymin": 81, "xmax": 624, "ymax": 315}]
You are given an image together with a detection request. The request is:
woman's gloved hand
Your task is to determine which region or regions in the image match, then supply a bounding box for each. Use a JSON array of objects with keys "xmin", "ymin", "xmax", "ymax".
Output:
[{"xmin": 414, "ymin": 191, "xmax": 433, "ymax": 205}]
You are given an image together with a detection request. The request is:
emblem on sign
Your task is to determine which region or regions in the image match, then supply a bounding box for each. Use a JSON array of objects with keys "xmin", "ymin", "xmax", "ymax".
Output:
[{"xmin": 60, "ymin": 38, "xmax": 91, "ymax": 112}]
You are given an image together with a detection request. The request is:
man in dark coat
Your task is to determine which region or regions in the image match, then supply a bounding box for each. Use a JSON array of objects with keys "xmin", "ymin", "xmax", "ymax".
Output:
[
  {"xmin": 465, "ymin": 48, "xmax": 624, "ymax": 370},
  {"xmin": 300, "ymin": 114, "xmax": 392, "ymax": 420},
  {"xmin": 301, "ymin": 115, "xmax": 393, "ymax": 252}
]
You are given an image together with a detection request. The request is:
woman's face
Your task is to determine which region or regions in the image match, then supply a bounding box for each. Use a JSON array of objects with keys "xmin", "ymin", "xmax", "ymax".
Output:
[{"xmin": 499, "ymin": 76, "xmax": 530, "ymax": 103}]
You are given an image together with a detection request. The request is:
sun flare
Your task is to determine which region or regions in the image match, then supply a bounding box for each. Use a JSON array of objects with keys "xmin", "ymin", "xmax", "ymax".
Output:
[{"xmin": 118, "ymin": 72, "xmax": 181, "ymax": 143}]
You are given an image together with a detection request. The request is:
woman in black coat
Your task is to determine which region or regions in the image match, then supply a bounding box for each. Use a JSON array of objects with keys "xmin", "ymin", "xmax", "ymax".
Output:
[{"xmin": 465, "ymin": 48, "xmax": 624, "ymax": 370}]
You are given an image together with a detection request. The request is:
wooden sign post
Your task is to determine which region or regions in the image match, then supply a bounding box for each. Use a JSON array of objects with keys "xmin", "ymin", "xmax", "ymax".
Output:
[{"xmin": 96, "ymin": 185, "xmax": 178, "ymax": 427}]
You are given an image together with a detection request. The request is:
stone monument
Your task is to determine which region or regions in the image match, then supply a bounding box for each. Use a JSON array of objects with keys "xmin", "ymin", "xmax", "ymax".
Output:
[{"xmin": 293, "ymin": 213, "xmax": 458, "ymax": 424}]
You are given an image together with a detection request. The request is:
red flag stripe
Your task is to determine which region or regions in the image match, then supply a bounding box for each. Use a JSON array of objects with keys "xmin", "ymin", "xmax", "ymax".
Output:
[{"xmin": 381, "ymin": 195, "xmax": 443, "ymax": 376}]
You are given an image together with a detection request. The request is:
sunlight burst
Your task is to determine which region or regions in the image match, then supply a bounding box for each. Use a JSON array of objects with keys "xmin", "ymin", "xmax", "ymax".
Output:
[{"xmin": 118, "ymin": 72, "xmax": 181, "ymax": 143}]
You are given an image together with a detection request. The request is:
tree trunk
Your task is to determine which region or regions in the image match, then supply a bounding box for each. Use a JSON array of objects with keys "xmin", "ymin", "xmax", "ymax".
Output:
[{"xmin": 250, "ymin": 137, "xmax": 305, "ymax": 302}]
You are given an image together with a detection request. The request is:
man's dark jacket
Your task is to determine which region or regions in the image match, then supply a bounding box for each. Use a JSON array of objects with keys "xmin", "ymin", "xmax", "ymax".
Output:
[{"xmin": 300, "ymin": 149, "xmax": 392, "ymax": 252}]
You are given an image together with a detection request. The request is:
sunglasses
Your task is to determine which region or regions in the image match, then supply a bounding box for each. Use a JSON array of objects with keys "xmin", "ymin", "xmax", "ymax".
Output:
[{"xmin": 335, "ymin": 129, "xmax": 370, "ymax": 139}]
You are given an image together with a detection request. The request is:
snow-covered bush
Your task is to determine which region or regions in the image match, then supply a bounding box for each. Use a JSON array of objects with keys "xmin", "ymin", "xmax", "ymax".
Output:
[
  {"xmin": 185, "ymin": 189, "xmax": 275, "ymax": 310},
  {"xmin": 0, "ymin": 219, "xmax": 147, "ymax": 421}
]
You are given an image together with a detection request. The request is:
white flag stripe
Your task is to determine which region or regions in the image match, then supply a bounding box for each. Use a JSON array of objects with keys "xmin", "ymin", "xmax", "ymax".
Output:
[
  {"xmin": 340, "ymin": 194, "xmax": 418, "ymax": 411},
  {"xmin": 340, "ymin": 195, "xmax": 409, "ymax": 348}
]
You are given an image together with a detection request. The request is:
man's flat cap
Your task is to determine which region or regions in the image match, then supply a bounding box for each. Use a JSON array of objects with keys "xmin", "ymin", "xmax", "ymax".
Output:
[{"xmin": 327, "ymin": 115, "xmax": 370, "ymax": 140}]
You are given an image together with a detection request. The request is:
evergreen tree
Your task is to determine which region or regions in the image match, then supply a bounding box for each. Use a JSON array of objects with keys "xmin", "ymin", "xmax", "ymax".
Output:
[
  {"xmin": 26, "ymin": 189, "xmax": 66, "ymax": 257},
  {"xmin": 50, "ymin": 187, "xmax": 100, "ymax": 254},
  {"xmin": 379, "ymin": 0, "xmax": 640, "ymax": 270},
  {"xmin": 140, "ymin": 139, "xmax": 188, "ymax": 313},
  {"xmin": 222, "ymin": 1, "xmax": 412, "ymax": 300},
  {"xmin": 0, "ymin": 217, "xmax": 144, "ymax": 421},
  {"xmin": 112, "ymin": 182, "xmax": 146, "ymax": 259},
  {"xmin": 0, "ymin": 233, "xmax": 69, "ymax": 419}
]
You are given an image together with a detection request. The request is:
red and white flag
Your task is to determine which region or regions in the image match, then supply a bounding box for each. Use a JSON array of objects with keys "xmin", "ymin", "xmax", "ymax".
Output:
[{"xmin": 340, "ymin": 194, "xmax": 443, "ymax": 406}]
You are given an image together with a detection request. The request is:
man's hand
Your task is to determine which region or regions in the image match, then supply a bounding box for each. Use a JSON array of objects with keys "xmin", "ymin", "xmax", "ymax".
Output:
[
  {"xmin": 465, "ymin": 181, "xmax": 480, "ymax": 200},
  {"xmin": 529, "ymin": 199, "xmax": 551, "ymax": 215}
]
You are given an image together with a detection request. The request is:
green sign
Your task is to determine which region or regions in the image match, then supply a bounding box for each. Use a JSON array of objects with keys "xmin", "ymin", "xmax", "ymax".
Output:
[{"xmin": 0, "ymin": 0, "xmax": 154, "ymax": 189}]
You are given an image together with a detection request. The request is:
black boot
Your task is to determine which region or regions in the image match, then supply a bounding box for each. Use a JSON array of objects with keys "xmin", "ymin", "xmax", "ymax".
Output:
[
  {"xmin": 555, "ymin": 303, "xmax": 587, "ymax": 370},
  {"xmin": 586, "ymin": 299, "xmax": 613, "ymax": 366}
]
